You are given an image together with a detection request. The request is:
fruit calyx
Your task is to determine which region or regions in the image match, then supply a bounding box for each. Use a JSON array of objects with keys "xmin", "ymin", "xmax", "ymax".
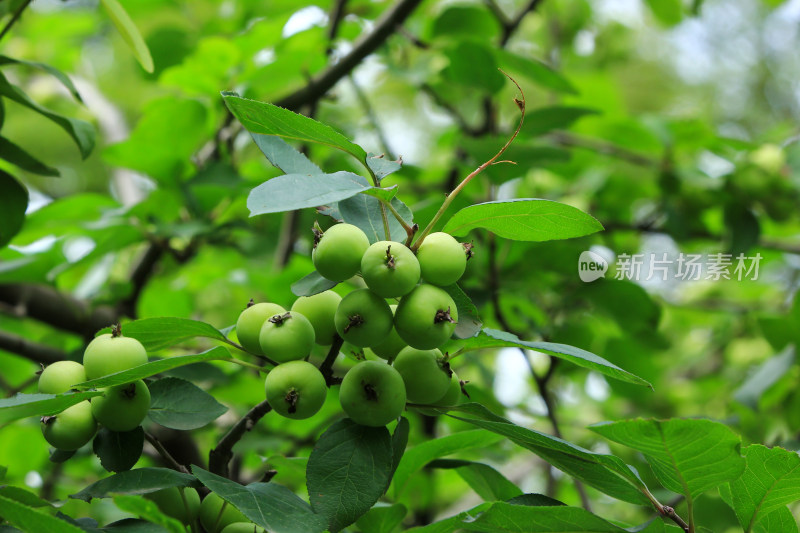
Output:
[
  {"xmin": 344, "ymin": 314, "xmax": 365, "ymax": 333},
  {"xmin": 268, "ymin": 312, "xmax": 292, "ymax": 326},
  {"xmin": 463, "ymin": 242, "xmax": 474, "ymax": 260},
  {"xmin": 363, "ymin": 382, "xmax": 378, "ymax": 401},
  {"xmin": 385, "ymin": 245, "xmax": 396, "ymax": 269},
  {"xmin": 122, "ymin": 382, "xmax": 137, "ymax": 398},
  {"xmin": 246, "ymin": 298, "xmax": 255, "ymax": 309},
  {"xmin": 111, "ymin": 323, "xmax": 122, "ymax": 338},
  {"xmin": 434, "ymin": 307, "xmax": 455, "ymax": 324},
  {"xmin": 285, "ymin": 388, "xmax": 299, "ymax": 414}
]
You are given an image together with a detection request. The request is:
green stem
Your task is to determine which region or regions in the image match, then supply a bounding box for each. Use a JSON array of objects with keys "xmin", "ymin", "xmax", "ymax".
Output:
[
  {"xmin": 366, "ymin": 165, "xmax": 392, "ymax": 239},
  {"xmin": 224, "ymin": 357, "xmax": 269, "ymax": 373},
  {"xmin": 381, "ymin": 198, "xmax": 417, "ymax": 244},
  {"xmin": 223, "ymin": 338, "xmax": 279, "ymax": 367},
  {"xmin": 412, "ymin": 73, "xmax": 526, "ymax": 251}
]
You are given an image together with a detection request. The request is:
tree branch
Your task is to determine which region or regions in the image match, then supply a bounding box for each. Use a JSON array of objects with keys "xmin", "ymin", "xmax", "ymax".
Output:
[
  {"xmin": 144, "ymin": 431, "xmax": 192, "ymax": 475},
  {"xmin": 209, "ymin": 400, "xmax": 273, "ymax": 478},
  {"xmin": 0, "ymin": 0, "xmax": 34, "ymax": 42},
  {"xmin": 319, "ymin": 335, "xmax": 345, "ymax": 386},
  {"xmin": 0, "ymin": 330, "xmax": 68, "ymax": 365},
  {"xmin": 275, "ymin": 0, "xmax": 423, "ymax": 111}
]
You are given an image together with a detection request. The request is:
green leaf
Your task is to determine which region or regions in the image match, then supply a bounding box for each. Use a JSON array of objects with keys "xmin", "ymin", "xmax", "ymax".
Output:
[
  {"xmin": 93, "ymin": 427, "xmax": 144, "ymax": 473},
  {"xmin": 752, "ymin": 506, "xmax": 799, "ymax": 533},
  {"xmin": 354, "ymin": 503, "xmax": 407, "ymax": 533},
  {"xmin": 590, "ymin": 418, "xmax": 745, "ymax": 501},
  {"xmin": 148, "ymin": 377, "xmax": 227, "ymax": 430},
  {"xmin": 724, "ymin": 444, "xmax": 800, "ymax": 532},
  {"xmin": 443, "ymin": 199, "xmax": 603, "ymax": 241},
  {"xmin": 644, "ymin": 0, "xmax": 684, "ymax": 26},
  {"xmin": 50, "ymin": 448, "xmax": 76, "ymax": 464},
  {"xmin": 250, "ymin": 134, "xmax": 322, "ymax": 175},
  {"xmin": 70, "ymin": 467, "xmax": 198, "ymax": 502},
  {"xmin": 430, "ymin": 461, "xmax": 522, "ymax": 501},
  {"xmin": 442, "ymin": 284, "xmax": 482, "ymax": 339},
  {"xmin": 338, "ymin": 195, "xmax": 413, "ymax": 243},
  {"xmin": 72, "ymin": 346, "xmax": 232, "ymax": 390},
  {"xmin": 494, "ymin": 50, "xmax": 578, "ymax": 95},
  {"xmin": 734, "ymin": 346, "xmax": 795, "ymax": 409},
  {"xmin": 99, "ymin": 0, "xmax": 154, "ymax": 72},
  {"xmin": 193, "ymin": 466, "xmax": 327, "ymax": 533},
  {"xmin": 446, "ymin": 403, "xmax": 652, "ymax": 505},
  {"xmin": 306, "ymin": 419, "xmax": 393, "ymax": 532},
  {"xmin": 0, "ymin": 72, "xmax": 95, "ymax": 159},
  {"xmin": 0, "ymin": 391, "xmax": 102, "ymax": 426},
  {"xmin": 406, "ymin": 502, "xmax": 492, "ymax": 533},
  {"xmin": 0, "ymin": 486, "xmax": 52, "ymax": 509},
  {"xmin": 393, "ymin": 429, "xmax": 504, "ymax": 497},
  {"xmin": 111, "ymin": 495, "xmax": 183, "ymax": 533},
  {"xmin": 460, "ymin": 329, "xmax": 651, "ymax": 387},
  {"xmin": 366, "ymin": 153, "xmax": 402, "ymax": 182},
  {"xmin": 524, "ymin": 106, "xmax": 599, "ymax": 136},
  {"xmin": 389, "ymin": 417, "xmax": 410, "ymax": 491},
  {"xmin": 222, "ymin": 92, "xmax": 367, "ymax": 164},
  {"xmin": 291, "ymin": 271, "xmax": 338, "ymax": 297},
  {"xmin": 0, "ymin": 55, "xmax": 82, "ymax": 101},
  {"xmin": 443, "ymin": 41, "xmax": 505, "ymax": 94},
  {"xmin": 0, "ymin": 136, "xmax": 59, "ymax": 176},
  {"xmin": 103, "ymin": 318, "xmax": 229, "ymax": 351},
  {"xmin": 431, "ymin": 5, "xmax": 501, "ymax": 40},
  {"xmin": 0, "ymin": 494, "xmax": 85, "ymax": 533},
  {"xmin": 0, "ymin": 170, "xmax": 28, "ymax": 248},
  {"xmin": 248, "ymin": 172, "xmax": 372, "ymax": 216}
]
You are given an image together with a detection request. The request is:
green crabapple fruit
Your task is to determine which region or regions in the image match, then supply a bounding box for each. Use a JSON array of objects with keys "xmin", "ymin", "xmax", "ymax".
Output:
[
  {"xmin": 38, "ymin": 361, "xmax": 86, "ymax": 394},
  {"xmin": 416, "ymin": 232, "xmax": 467, "ymax": 286},
  {"xmin": 417, "ymin": 371, "xmax": 463, "ymax": 416},
  {"xmin": 339, "ymin": 360, "xmax": 406, "ymax": 427},
  {"xmin": 392, "ymin": 347, "xmax": 451, "ymax": 404},
  {"xmin": 265, "ymin": 361, "xmax": 327, "ymax": 419},
  {"xmin": 370, "ymin": 305, "xmax": 406, "ymax": 361},
  {"xmin": 258, "ymin": 312, "xmax": 315, "ymax": 363},
  {"xmin": 144, "ymin": 487, "xmax": 201, "ymax": 524},
  {"xmin": 236, "ymin": 302, "xmax": 286, "ymax": 354},
  {"xmin": 91, "ymin": 380, "xmax": 151, "ymax": 432},
  {"xmin": 394, "ymin": 284, "xmax": 458, "ymax": 350},
  {"xmin": 199, "ymin": 493, "xmax": 248, "ymax": 533},
  {"xmin": 83, "ymin": 331, "xmax": 148, "ymax": 380},
  {"xmin": 291, "ymin": 290, "xmax": 342, "ymax": 345},
  {"xmin": 334, "ymin": 289, "xmax": 393, "ymax": 347},
  {"xmin": 41, "ymin": 401, "xmax": 97, "ymax": 451},
  {"xmin": 360, "ymin": 241, "xmax": 420, "ymax": 298},
  {"xmin": 313, "ymin": 223, "xmax": 369, "ymax": 281}
]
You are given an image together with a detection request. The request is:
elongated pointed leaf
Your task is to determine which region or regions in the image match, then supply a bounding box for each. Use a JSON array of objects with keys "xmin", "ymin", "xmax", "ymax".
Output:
[
  {"xmin": 0, "ymin": 391, "xmax": 102, "ymax": 426},
  {"xmin": 460, "ymin": 329, "xmax": 651, "ymax": 387},
  {"xmin": 443, "ymin": 199, "xmax": 603, "ymax": 241},
  {"xmin": 193, "ymin": 466, "xmax": 326, "ymax": 533},
  {"xmin": 0, "ymin": 170, "xmax": 28, "ymax": 247},
  {"xmin": 248, "ymin": 172, "xmax": 372, "ymax": 216},
  {"xmin": 99, "ymin": 318, "xmax": 229, "ymax": 351},
  {"xmin": 111, "ymin": 495, "xmax": 183, "ymax": 533},
  {"xmin": 0, "ymin": 55, "xmax": 82, "ymax": 101},
  {"xmin": 291, "ymin": 271, "xmax": 338, "ymax": 297},
  {"xmin": 0, "ymin": 136, "xmax": 59, "ymax": 176},
  {"xmin": 148, "ymin": 377, "xmax": 227, "ymax": 430},
  {"xmin": 590, "ymin": 418, "xmax": 745, "ymax": 501},
  {"xmin": 100, "ymin": 0, "xmax": 154, "ymax": 73},
  {"xmin": 251, "ymin": 134, "xmax": 322, "ymax": 175},
  {"xmin": 307, "ymin": 419, "xmax": 393, "ymax": 532},
  {"xmin": 429, "ymin": 461, "xmax": 522, "ymax": 501},
  {"xmin": 0, "ymin": 494, "xmax": 85, "ymax": 533},
  {"xmin": 0, "ymin": 72, "xmax": 94, "ymax": 158},
  {"xmin": 222, "ymin": 92, "xmax": 367, "ymax": 163},
  {"xmin": 70, "ymin": 467, "xmax": 199, "ymax": 502}
]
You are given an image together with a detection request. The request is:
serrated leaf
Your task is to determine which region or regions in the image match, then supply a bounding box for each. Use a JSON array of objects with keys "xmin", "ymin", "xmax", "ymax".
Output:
[
  {"xmin": 725, "ymin": 444, "xmax": 800, "ymax": 532},
  {"xmin": 446, "ymin": 403, "xmax": 652, "ymax": 505},
  {"xmin": 0, "ymin": 170, "xmax": 28, "ymax": 248},
  {"xmin": 734, "ymin": 346, "xmax": 795, "ymax": 409},
  {"xmin": 0, "ymin": 494, "xmax": 85, "ymax": 533},
  {"xmin": 338, "ymin": 195, "xmax": 413, "ymax": 243},
  {"xmin": 0, "ymin": 136, "xmax": 59, "ymax": 176},
  {"xmin": 70, "ymin": 468, "xmax": 198, "ymax": 502},
  {"xmin": 291, "ymin": 271, "xmax": 338, "ymax": 297},
  {"xmin": 366, "ymin": 153, "xmax": 402, "ymax": 182},
  {"xmin": 93, "ymin": 427, "xmax": 144, "ymax": 473},
  {"xmin": 250, "ymin": 133, "xmax": 322, "ymax": 175},
  {"xmin": 442, "ymin": 199, "xmax": 603, "ymax": 241},
  {"xmin": 393, "ymin": 429, "xmax": 504, "ymax": 497},
  {"xmin": 72, "ymin": 346, "xmax": 232, "ymax": 390},
  {"xmin": 0, "ymin": 72, "xmax": 94, "ymax": 158},
  {"xmin": 193, "ymin": 466, "xmax": 326, "ymax": 533},
  {"xmin": 99, "ymin": 318, "xmax": 229, "ymax": 351},
  {"xmin": 248, "ymin": 172, "xmax": 372, "ymax": 216},
  {"xmin": 355, "ymin": 503, "xmax": 407, "ymax": 533},
  {"xmin": 590, "ymin": 418, "xmax": 745, "ymax": 502},
  {"xmin": 460, "ymin": 329, "xmax": 651, "ymax": 387},
  {"xmin": 442, "ymin": 284, "xmax": 481, "ymax": 339},
  {"xmin": 0, "ymin": 391, "xmax": 103, "ymax": 426},
  {"xmin": 99, "ymin": 0, "xmax": 154, "ymax": 72},
  {"xmin": 222, "ymin": 92, "xmax": 367, "ymax": 163},
  {"xmin": 306, "ymin": 419, "xmax": 393, "ymax": 532},
  {"xmin": 111, "ymin": 495, "xmax": 183, "ymax": 533},
  {"xmin": 148, "ymin": 377, "xmax": 227, "ymax": 430}
]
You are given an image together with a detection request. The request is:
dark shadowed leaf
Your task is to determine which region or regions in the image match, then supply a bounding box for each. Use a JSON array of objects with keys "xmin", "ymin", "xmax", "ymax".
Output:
[
  {"xmin": 388, "ymin": 417, "xmax": 410, "ymax": 492},
  {"xmin": 70, "ymin": 467, "xmax": 199, "ymax": 502},
  {"xmin": 291, "ymin": 270, "xmax": 338, "ymax": 297},
  {"xmin": 524, "ymin": 106, "xmax": 599, "ymax": 136},
  {"xmin": 0, "ymin": 170, "xmax": 28, "ymax": 248},
  {"xmin": 0, "ymin": 494, "xmax": 85, "ymax": 533},
  {"xmin": 148, "ymin": 377, "xmax": 227, "ymax": 430},
  {"xmin": 0, "ymin": 137, "xmax": 58, "ymax": 176},
  {"xmin": 93, "ymin": 427, "xmax": 144, "ymax": 473},
  {"xmin": 0, "ymin": 55, "xmax": 82, "ymax": 101}
]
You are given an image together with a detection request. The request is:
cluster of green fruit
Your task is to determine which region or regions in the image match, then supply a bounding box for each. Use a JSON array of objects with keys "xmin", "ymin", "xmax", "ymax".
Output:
[
  {"xmin": 38, "ymin": 329, "xmax": 151, "ymax": 451},
  {"xmin": 236, "ymin": 223, "xmax": 470, "ymax": 427},
  {"xmin": 144, "ymin": 489, "xmax": 262, "ymax": 533}
]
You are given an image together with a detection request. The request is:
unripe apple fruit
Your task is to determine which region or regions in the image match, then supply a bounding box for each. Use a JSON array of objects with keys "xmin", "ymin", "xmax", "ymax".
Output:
[
  {"xmin": 313, "ymin": 223, "xmax": 370, "ymax": 281},
  {"xmin": 416, "ymin": 232, "xmax": 467, "ymax": 286},
  {"xmin": 291, "ymin": 291, "xmax": 342, "ymax": 345},
  {"xmin": 339, "ymin": 360, "xmax": 406, "ymax": 427},
  {"xmin": 394, "ymin": 284, "xmax": 458, "ymax": 349},
  {"xmin": 199, "ymin": 493, "xmax": 248, "ymax": 533},
  {"xmin": 91, "ymin": 380, "xmax": 151, "ymax": 432},
  {"xmin": 334, "ymin": 289, "xmax": 393, "ymax": 347},
  {"xmin": 41, "ymin": 401, "xmax": 97, "ymax": 451},
  {"xmin": 361, "ymin": 241, "xmax": 420, "ymax": 298},
  {"xmin": 144, "ymin": 487, "xmax": 200, "ymax": 524},
  {"xmin": 236, "ymin": 302, "xmax": 286, "ymax": 354},
  {"xmin": 38, "ymin": 361, "xmax": 86, "ymax": 394},
  {"xmin": 392, "ymin": 347, "xmax": 451, "ymax": 404},
  {"xmin": 265, "ymin": 361, "xmax": 327, "ymax": 419},
  {"xmin": 83, "ymin": 332, "xmax": 148, "ymax": 380},
  {"xmin": 370, "ymin": 305, "xmax": 406, "ymax": 361},
  {"xmin": 259, "ymin": 311, "xmax": 315, "ymax": 363}
]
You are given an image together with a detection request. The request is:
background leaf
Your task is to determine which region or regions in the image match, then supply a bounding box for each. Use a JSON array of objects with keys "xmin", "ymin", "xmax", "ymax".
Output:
[
  {"xmin": 0, "ymin": 494, "xmax": 85, "ymax": 533},
  {"xmin": 0, "ymin": 170, "xmax": 28, "ymax": 248},
  {"xmin": 99, "ymin": 0, "xmax": 154, "ymax": 72}
]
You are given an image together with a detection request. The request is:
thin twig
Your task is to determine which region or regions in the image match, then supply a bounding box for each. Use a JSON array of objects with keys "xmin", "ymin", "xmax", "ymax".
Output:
[
  {"xmin": 326, "ymin": 0, "xmax": 349, "ymax": 55},
  {"xmin": 0, "ymin": 0, "xmax": 34, "ymax": 42},
  {"xmin": 319, "ymin": 335, "xmax": 345, "ymax": 386},
  {"xmin": 144, "ymin": 431, "xmax": 191, "ymax": 475},
  {"xmin": 209, "ymin": 400, "xmax": 273, "ymax": 478}
]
